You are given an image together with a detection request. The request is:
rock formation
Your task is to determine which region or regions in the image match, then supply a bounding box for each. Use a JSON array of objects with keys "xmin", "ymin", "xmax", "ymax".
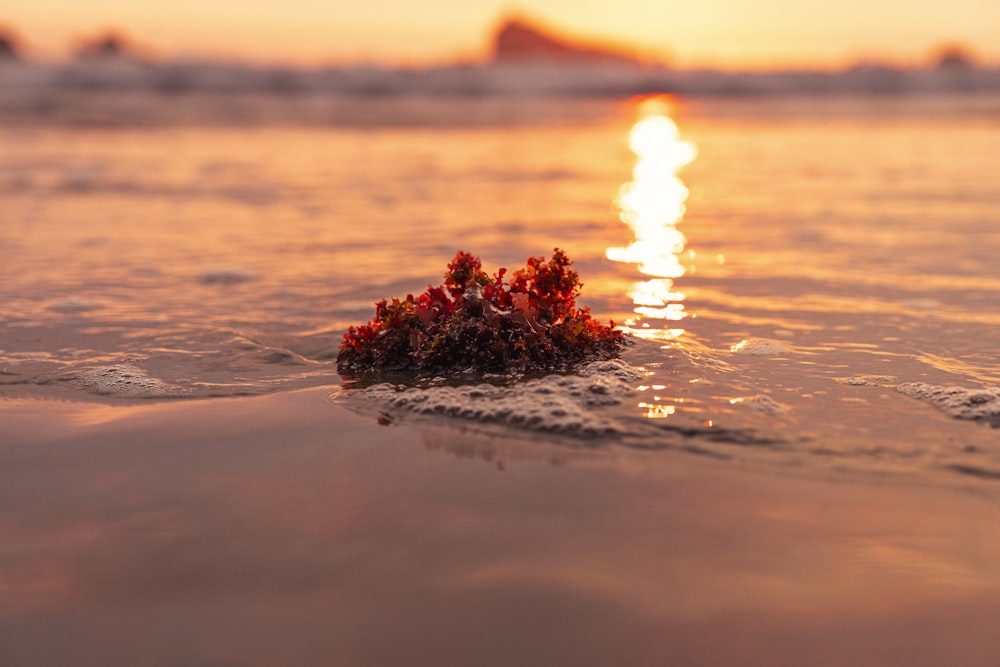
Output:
[{"xmin": 492, "ymin": 17, "xmax": 639, "ymax": 65}]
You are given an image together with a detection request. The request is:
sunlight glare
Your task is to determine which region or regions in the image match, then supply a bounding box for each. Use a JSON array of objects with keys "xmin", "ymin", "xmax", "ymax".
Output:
[{"xmin": 607, "ymin": 95, "xmax": 697, "ymax": 333}]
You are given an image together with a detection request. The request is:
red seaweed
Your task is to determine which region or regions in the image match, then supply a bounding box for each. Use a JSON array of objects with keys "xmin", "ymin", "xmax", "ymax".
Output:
[{"xmin": 337, "ymin": 249, "xmax": 626, "ymax": 377}]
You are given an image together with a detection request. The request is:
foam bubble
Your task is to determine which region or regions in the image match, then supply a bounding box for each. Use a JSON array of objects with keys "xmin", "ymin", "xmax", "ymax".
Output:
[
  {"xmin": 77, "ymin": 364, "xmax": 173, "ymax": 398},
  {"xmin": 360, "ymin": 359, "xmax": 641, "ymax": 437},
  {"xmin": 897, "ymin": 382, "xmax": 1000, "ymax": 422},
  {"xmin": 730, "ymin": 339, "xmax": 791, "ymax": 356}
]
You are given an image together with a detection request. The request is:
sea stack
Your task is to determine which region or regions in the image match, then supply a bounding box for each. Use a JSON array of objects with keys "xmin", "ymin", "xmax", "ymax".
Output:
[{"xmin": 492, "ymin": 17, "xmax": 639, "ymax": 65}]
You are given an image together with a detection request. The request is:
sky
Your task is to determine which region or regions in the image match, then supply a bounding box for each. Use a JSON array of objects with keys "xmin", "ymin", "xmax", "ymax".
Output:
[{"xmin": 3, "ymin": 0, "xmax": 999, "ymax": 69}]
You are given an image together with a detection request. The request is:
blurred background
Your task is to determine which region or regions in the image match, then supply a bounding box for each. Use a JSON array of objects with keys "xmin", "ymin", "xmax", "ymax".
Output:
[
  {"xmin": 1, "ymin": 0, "xmax": 999, "ymax": 102},
  {"xmin": 3, "ymin": 0, "xmax": 999, "ymax": 68}
]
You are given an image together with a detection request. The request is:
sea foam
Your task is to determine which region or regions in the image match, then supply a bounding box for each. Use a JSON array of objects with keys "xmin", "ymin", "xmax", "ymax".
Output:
[
  {"xmin": 77, "ymin": 364, "xmax": 174, "ymax": 398},
  {"xmin": 897, "ymin": 382, "xmax": 1000, "ymax": 423},
  {"xmin": 360, "ymin": 359, "xmax": 641, "ymax": 437},
  {"xmin": 730, "ymin": 339, "xmax": 791, "ymax": 356}
]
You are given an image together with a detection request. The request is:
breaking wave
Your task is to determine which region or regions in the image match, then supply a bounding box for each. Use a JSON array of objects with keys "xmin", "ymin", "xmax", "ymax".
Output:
[{"xmin": 2, "ymin": 58, "xmax": 999, "ymax": 126}]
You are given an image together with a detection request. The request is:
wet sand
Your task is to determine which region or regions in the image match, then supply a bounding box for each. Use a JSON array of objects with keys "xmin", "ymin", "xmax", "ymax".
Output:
[{"xmin": 2, "ymin": 388, "xmax": 1000, "ymax": 666}]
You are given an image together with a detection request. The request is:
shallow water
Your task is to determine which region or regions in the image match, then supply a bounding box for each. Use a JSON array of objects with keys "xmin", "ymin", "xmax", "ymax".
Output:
[{"xmin": 2, "ymin": 92, "xmax": 1000, "ymax": 482}]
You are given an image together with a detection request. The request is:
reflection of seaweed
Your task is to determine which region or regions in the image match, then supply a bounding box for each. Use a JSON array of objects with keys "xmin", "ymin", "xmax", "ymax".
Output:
[
  {"xmin": 650, "ymin": 422, "xmax": 787, "ymax": 447},
  {"xmin": 338, "ymin": 249, "xmax": 625, "ymax": 377},
  {"xmin": 419, "ymin": 426, "xmax": 584, "ymax": 470}
]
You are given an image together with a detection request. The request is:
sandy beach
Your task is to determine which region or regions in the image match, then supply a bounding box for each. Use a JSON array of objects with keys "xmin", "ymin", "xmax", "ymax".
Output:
[{"xmin": 3, "ymin": 387, "xmax": 1000, "ymax": 666}]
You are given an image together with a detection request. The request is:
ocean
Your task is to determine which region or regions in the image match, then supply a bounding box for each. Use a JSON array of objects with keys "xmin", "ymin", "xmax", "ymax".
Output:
[
  {"xmin": 3, "ymin": 70, "xmax": 1000, "ymax": 664},
  {"xmin": 4, "ymin": 87, "xmax": 999, "ymax": 475}
]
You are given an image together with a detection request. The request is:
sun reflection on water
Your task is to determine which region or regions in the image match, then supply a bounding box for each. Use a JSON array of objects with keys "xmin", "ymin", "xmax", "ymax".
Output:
[{"xmin": 607, "ymin": 95, "xmax": 696, "ymax": 339}]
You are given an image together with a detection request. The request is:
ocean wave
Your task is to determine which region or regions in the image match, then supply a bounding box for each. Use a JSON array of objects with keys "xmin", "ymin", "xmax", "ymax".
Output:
[
  {"xmin": 3, "ymin": 60, "xmax": 997, "ymax": 97},
  {"xmin": 0, "ymin": 60, "xmax": 1000, "ymax": 130}
]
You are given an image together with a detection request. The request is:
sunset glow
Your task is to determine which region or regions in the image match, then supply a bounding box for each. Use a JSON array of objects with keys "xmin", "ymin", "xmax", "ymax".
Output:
[{"xmin": 4, "ymin": 0, "xmax": 999, "ymax": 67}]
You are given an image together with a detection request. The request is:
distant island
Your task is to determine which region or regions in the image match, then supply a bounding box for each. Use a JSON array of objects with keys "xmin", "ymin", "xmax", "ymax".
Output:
[{"xmin": 492, "ymin": 17, "xmax": 641, "ymax": 66}]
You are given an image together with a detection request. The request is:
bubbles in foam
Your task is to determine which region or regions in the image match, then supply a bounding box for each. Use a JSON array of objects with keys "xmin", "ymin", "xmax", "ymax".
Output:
[
  {"xmin": 576, "ymin": 358, "xmax": 643, "ymax": 389},
  {"xmin": 897, "ymin": 382, "xmax": 1000, "ymax": 423},
  {"xmin": 360, "ymin": 359, "xmax": 641, "ymax": 437},
  {"xmin": 730, "ymin": 339, "xmax": 791, "ymax": 356},
  {"xmin": 77, "ymin": 364, "xmax": 173, "ymax": 398}
]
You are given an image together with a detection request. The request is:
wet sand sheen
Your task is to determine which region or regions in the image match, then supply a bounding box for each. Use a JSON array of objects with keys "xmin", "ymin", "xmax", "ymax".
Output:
[{"xmin": 2, "ymin": 389, "xmax": 1000, "ymax": 666}]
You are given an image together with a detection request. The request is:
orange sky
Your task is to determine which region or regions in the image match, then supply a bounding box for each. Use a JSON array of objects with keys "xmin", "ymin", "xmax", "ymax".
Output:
[{"xmin": 4, "ymin": 0, "xmax": 998, "ymax": 68}]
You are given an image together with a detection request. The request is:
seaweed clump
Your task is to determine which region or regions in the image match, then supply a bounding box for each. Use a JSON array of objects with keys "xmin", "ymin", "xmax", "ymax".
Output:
[{"xmin": 338, "ymin": 249, "xmax": 626, "ymax": 377}]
